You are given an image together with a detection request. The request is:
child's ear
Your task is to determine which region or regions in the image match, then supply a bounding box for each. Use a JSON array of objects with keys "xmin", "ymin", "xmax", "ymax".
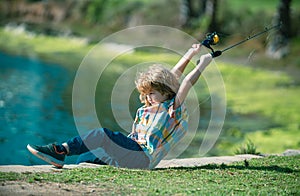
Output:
[
  {"xmin": 139, "ymin": 94, "xmax": 145, "ymax": 103},
  {"xmin": 140, "ymin": 94, "xmax": 151, "ymax": 106}
]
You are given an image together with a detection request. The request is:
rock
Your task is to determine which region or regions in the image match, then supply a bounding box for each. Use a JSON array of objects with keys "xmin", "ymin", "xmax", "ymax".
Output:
[{"xmin": 281, "ymin": 149, "xmax": 300, "ymax": 156}]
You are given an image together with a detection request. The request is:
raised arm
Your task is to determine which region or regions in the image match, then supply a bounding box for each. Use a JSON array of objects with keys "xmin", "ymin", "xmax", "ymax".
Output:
[
  {"xmin": 174, "ymin": 50, "xmax": 212, "ymax": 109},
  {"xmin": 171, "ymin": 44, "xmax": 201, "ymax": 78}
]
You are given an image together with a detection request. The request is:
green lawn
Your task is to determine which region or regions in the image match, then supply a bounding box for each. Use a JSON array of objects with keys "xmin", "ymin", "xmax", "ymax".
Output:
[
  {"xmin": 1, "ymin": 155, "xmax": 299, "ymax": 195},
  {"xmin": 217, "ymin": 63, "xmax": 300, "ymax": 155},
  {"xmin": 0, "ymin": 28, "xmax": 91, "ymax": 69}
]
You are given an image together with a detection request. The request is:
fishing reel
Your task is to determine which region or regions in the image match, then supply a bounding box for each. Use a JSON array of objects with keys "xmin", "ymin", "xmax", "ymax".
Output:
[
  {"xmin": 202, "ymin": 32, "xmax": 219, "ymax": 48},
  {"xmin": 201, "ymin": 32, "xmax": 222, "ymax": 58}
]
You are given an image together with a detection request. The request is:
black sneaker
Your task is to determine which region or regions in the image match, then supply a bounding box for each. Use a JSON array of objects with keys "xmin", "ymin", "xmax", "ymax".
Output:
[{"xmin": 27, "ymin": 144, "xmax": 65, "ymax": 168}]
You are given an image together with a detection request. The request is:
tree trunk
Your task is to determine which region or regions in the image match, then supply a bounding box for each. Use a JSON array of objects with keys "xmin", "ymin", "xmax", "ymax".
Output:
[
  {"xmin": 266, "ymin": 0, "xmax": 292, "ymax": 59},
  {"xmin": 206, "ymin": 0, "xmax": 218, "ymax": 33},
  {"xmin": 179, "ymin": 0, "xmax": 207, "ymax": 27}
]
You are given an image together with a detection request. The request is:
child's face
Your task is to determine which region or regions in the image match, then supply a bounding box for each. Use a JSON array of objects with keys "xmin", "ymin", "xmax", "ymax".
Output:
[{"xmin": 145, "ymin": 89, "xmax": 168, "ymax": 105}]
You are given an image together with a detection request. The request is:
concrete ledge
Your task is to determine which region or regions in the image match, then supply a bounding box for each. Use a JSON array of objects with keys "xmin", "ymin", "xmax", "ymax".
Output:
[
  {"xmin": 156, "ymin": 154, "xmax": 262, "ymax": 168},
  {"xmin": 0, "ymin": 154, "xmax": 262, "ymax": 173}
]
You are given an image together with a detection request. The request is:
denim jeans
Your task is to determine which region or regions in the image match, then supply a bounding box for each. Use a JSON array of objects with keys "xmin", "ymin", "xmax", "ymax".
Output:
[{"xmin": 66, "ymin": 128, "xmax": 150, "ymax": 169}]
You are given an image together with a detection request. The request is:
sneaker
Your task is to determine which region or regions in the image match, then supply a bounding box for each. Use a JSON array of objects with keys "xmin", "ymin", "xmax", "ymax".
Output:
[{"xmin": 27, "ymin": 144, "xmax": 65, "ymax": 168}]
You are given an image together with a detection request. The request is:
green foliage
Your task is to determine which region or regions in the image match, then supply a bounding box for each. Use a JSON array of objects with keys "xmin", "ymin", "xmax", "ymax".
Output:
[
  {"xmin": 85, "ymin": 0, "xmax": 107, "ymax": 24},
  {"xmin": 225, "ymin": 0, "xmax": 279, "ymax": 14},
  {"xmin": 1, "ymin": 156, "xmax": 299, "ymax": 195},
  {"xmin": 77, "ymin": 0, "xmax": 182, "ymax": 34},
  {"xmin": 219, "ymin": 1, "xmax": 272, "ymax": 36},
  {"xmin": 84, "ymin": 0, "xmax": 145, "ymax": 25},
  {"xmin": 235, "ymin": 139, "xmax": 260, "ymax": 155}
]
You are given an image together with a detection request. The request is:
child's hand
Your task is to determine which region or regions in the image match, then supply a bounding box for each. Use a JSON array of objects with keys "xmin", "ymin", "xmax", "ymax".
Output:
[
  {"xmin": 198, "ymin": 53, "xmax": 213, "ymax": 68},
  {"xmin": 189, "ymin": 43, "xmax": 202, "ymax": 56}
]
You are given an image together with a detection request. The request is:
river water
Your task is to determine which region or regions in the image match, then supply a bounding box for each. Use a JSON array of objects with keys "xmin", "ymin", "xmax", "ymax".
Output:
[{"xmin": 0, "ymin": 52, "xmax": 79, "ymax": 165}]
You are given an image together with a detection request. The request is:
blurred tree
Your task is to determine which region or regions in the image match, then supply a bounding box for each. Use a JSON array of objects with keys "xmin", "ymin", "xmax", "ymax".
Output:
[
  {"xmin": 266, "ymin": 0, "xmax": 292, "ymax": 59},
  {"xmin": 179, "ymin": 0, "xmax": 206, "ymax": 26},
  {"xmin": 85, "ymin": 0, "xmax": 107, "ymax": 24},
  {"xmin": 180, "ymin": 0, "xmax": 218, "ymax": 32},
  {"xmin": 206, "ymin": 0, "xmax": 218, "ymax": 32}
]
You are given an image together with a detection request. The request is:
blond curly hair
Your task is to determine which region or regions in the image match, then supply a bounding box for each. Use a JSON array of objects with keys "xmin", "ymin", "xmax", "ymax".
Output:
[{"xmin": 135, "ymin": 64, "xmax": 180, "ymax": 106}]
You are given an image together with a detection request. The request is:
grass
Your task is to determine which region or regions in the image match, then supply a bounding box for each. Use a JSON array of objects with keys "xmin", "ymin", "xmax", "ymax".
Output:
[
  {"xmin": 216, "ymin": 62, "xmax": 300, "ymax": 155},
  {"xmin": 235, "ymin": 139, "xmax": 260, "ymax": 155},
  {"xmin": 1, "ymin": 155, "xmax": 299, "ymax": 195},
  {"xmin": 0, "ymin": 28, "xmax": 91, "ymax": 69}
]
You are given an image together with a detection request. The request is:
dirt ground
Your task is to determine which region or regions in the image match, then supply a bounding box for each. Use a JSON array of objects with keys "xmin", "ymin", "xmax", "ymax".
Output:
[{"xmin": 0, "ymin": 181, "xmax": 113, "ymax": 196}]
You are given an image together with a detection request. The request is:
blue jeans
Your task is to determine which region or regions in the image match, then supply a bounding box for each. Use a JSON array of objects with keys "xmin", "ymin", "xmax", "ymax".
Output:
[{"xmin": 66, "ymin": 128, "xmax": 150, "ymax": 169}]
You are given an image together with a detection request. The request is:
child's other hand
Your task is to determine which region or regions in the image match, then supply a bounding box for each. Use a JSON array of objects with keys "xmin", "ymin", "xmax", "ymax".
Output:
[{"xmin": 198, "ymin": 53, "xmax": 213, "ymax": 67}]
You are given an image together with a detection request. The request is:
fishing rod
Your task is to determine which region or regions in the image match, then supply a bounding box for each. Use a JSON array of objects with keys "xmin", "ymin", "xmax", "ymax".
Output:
[{"xmin": 200, "ymin": 23, "xmax": 282, "ymax": 58}]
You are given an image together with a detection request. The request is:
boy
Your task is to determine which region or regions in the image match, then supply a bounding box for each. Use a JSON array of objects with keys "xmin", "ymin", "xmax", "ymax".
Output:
[{"xmin": 27, "ymin": 44, "xmax": 212, "ymax": 169}]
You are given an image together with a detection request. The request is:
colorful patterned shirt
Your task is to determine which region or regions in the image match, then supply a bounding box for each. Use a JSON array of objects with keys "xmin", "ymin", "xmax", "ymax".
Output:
[{"xmin": 128, "ymin": 98, "xmax": 189, "ymax": 169}]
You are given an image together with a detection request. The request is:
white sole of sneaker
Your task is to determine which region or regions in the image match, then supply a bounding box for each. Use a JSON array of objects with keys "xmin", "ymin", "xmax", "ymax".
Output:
[{"xmin": 27, "ymin": 144, "xmax": 64, "ymax": 168}]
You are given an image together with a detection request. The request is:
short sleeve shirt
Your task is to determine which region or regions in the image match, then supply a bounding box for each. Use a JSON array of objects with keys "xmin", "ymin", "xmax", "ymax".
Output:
[{"xmin": 128, "ymin": 98, "xmax": 189, "ymax": 169}]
